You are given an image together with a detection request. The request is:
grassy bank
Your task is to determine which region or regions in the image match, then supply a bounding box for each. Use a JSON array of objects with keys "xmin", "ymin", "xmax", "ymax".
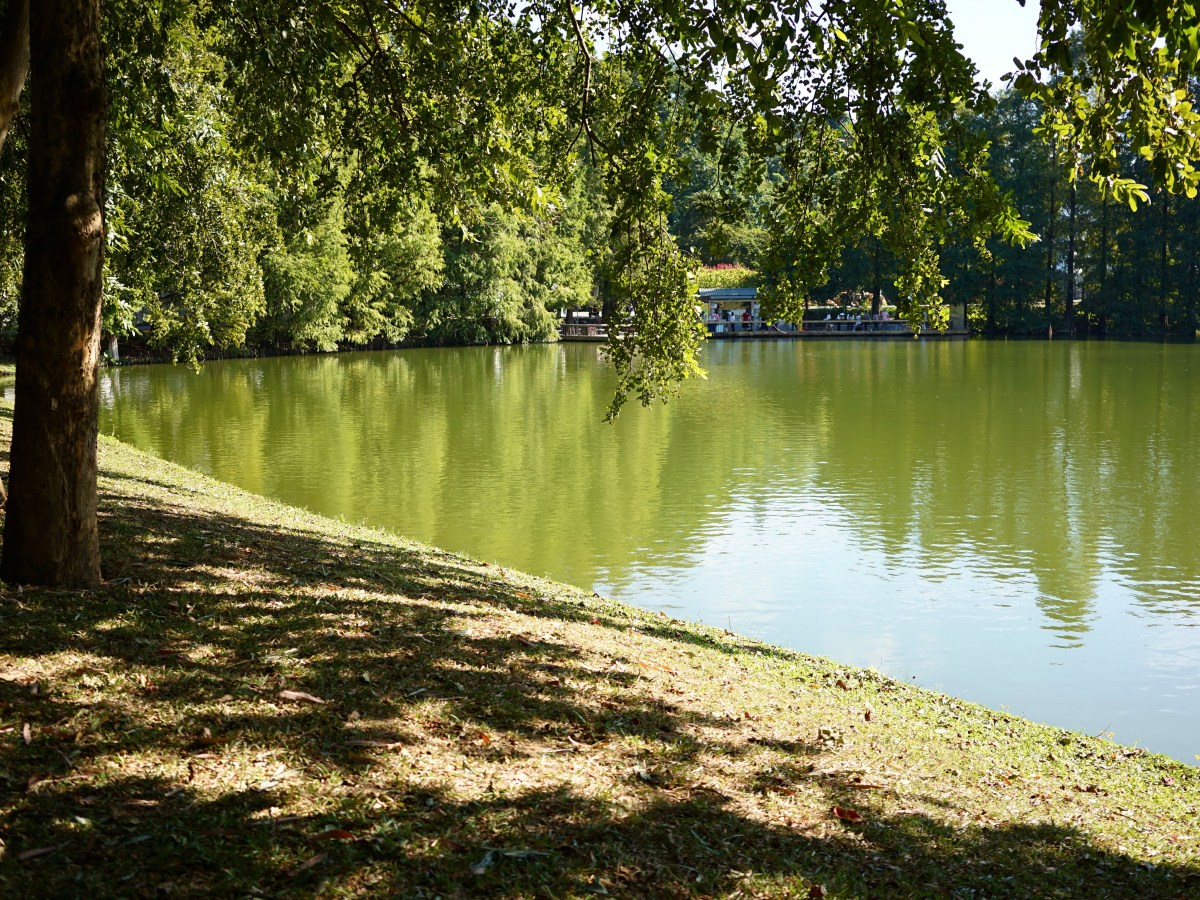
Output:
[{"xmin": 0, "ymin": 409, "xmax": 1196, "ymax": 898}]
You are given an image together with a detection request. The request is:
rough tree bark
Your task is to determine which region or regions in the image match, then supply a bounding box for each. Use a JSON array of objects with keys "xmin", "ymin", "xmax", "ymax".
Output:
[
  {"xmin": 1, "ymin": 0, "xmax": 106, "ymax": 587},
  {"xmin": 0, "ymin": 0, "xmax": 29, "ymax": 154}
]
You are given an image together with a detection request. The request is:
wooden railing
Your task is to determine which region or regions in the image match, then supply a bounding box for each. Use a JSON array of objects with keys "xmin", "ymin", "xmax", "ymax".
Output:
[
  {"xmin": 706, "ymin": 320, "xmax": 800, "ymax": 333},
  {"xmin": 560, "ymin": 323, "xmax": 610, "ymax": 338},
  {"xmin": 802, "ymin": 319, "xmax": 910, "ymax": 333}
]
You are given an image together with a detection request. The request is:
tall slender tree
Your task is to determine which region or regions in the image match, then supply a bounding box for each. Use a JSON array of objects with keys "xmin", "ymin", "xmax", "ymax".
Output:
[{"xmin": 1043, "ymin": 139, "xmax": 1059, "ymax": 335}]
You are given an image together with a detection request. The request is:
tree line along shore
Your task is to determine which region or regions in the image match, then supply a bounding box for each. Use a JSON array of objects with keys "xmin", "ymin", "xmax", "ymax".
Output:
[{"xmin": 3, "ymin": 27, "xmax": 1198, "ymax": 367}]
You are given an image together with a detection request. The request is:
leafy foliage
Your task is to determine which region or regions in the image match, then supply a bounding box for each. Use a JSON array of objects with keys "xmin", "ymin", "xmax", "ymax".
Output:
[
  {"xmin": 103, "ymin": 5, "xmax": 274, "ymax": 360},
  {"xmin": 342, "ymin": 198, "xmax": 444, "ymax": 346},
  {"xmin": 258, "ymin": 200, "xmax": 354, "ymax": 352},
  {"xmin": 697, "ymin": 265, "xmax": 759, "ymax": 290},
  {"xmin": 4, "ymin": 1, "xmax": 1200, "ymax": 373},
  {"xmin": 939, "ymin": 83, "xmax": 1200, "ymax": 337},
  {"xmin": 603, "ymin": 223, "xmax": 707, "ymax": 419},
  {"xmin": 1015, "ymin": 0, "xmax": 1200, "ymax": 204}
]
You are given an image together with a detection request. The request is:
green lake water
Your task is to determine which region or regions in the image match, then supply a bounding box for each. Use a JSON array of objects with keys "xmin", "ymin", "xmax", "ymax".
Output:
[{"xmin": 95, "ymin": 339, "xmax": 1200, "ymax": 762}]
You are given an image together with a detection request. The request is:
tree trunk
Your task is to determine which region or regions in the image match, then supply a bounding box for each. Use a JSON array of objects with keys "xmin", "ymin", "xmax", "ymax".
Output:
[
  {"xmin": 1159, "ymin": 190, "xmax": 1170, "ymax": 334},
  {"xmin": 1187, "ymin": 199, "xmax": 1199, "ymax": 336},
  {"xmin": 1097, "ymin": 196, "xmax": 1108, "ymax": 335},
  {"xmin": 1044, "ymin": 144, "xmax": 1058, "ymax": 336},
  {"xmin": 871, "ymin": 237, "xmax": 881, "ymax": 316},
  {"xmin": 0, "ymin": 0, "xmax": 29, "ymax": 155},
  {"xmin": 2, "ymin": 0, "xmax": 106, "ymax": 587},
  {"xmin": 1066, "ymin": 179, "xmax": 1077, "ymax": 335},
  {"xmin": 986, "ymin": 233, "xmax": 996, "ymax": 334},
  {"xmin": 956, "ymin": 252, "xmax": 967, "ymax": 332}
]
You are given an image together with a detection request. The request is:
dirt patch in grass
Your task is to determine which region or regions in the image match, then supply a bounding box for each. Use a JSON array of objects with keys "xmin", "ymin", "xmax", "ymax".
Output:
[{"xmin": 0, "ymin": 406, "xmax": 1197, "ymax": 897}]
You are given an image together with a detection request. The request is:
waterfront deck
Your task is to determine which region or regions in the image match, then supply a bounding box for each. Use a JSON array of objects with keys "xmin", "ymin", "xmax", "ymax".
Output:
[{"xmin": 560, "ymin": 321, "xmax": 968, "ymax": 341}]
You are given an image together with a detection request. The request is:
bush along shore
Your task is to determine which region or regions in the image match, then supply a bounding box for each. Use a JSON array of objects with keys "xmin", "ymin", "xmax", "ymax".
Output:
[{"xmin": 0, "ymin": 407, "xmax": 1197, "ymax": 898}]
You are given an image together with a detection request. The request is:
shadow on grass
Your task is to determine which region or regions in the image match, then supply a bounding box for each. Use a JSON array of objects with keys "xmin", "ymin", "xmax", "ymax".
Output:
[
  {"xmin": 2, "ymin": 774, "xmax": 1193, "ymax": 898},
  {"xmin": 0, "ymin": 461, "xmax": 1195, "ymax": 897}
]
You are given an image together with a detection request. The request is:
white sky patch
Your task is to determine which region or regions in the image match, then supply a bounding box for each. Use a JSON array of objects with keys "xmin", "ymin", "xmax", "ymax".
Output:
[{"xmin": 943, "ymin": 0, "xmax": 1042, "ymax": 88}]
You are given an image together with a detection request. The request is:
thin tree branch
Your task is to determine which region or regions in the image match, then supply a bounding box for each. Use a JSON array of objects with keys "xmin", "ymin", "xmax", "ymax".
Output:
[{"xmin": 565, "ymin": 2, "xmax": 608, "ymax": 156}]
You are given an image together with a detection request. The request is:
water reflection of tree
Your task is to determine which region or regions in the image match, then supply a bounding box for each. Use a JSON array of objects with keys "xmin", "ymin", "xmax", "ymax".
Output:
[
  {"xmin": 100, "ymin": 341, "xmax": 1200, "ymax": 639},
  {"xmin": 793, "ymin": 340, "xmax": 1200, "ymax": 634},
  {"xmin": 98, "ymin": 347, "xmax": 797, "ymax": 589}
]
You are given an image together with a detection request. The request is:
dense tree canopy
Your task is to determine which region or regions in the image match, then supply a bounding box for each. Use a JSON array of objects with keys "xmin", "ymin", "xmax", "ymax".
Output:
[{"xmin": 1, "ymin": 0, "xmax": 1199, "ymax": 585}]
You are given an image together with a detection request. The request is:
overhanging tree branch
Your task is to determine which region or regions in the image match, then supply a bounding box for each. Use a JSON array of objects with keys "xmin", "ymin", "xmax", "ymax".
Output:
[{"xmin": 565, "ymin": 2, "xmax": 608, "ymax": 157}]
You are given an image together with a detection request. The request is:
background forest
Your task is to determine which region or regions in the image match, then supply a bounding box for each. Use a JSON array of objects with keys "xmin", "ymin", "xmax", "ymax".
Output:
[{"xmin": 0, "ymin": 15, "xmax": 1195, "ymax": 363}]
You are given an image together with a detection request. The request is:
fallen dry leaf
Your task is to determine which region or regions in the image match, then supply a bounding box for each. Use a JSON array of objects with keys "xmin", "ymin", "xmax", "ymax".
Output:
[
  {"xmin": 832, "ymin": 806, "xmax": 865, "ymax": 823},
  {"xmin": 278, "ymin": 690, "xmax": 326, "ymax": 705},
  {"xmin": 23, "ymin": 722, "xmax": 31, "ymax": 745},
  {"xmin": 637, "ymin": 661, "xmax": 678, "ymax": 675},
  {"xmin": 809, "ymin": 886, "xmax": 828, "ymax": 899},
  {"xmin": 311, "ymin": 829, "xmax": 355, "ymax": 842}
]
